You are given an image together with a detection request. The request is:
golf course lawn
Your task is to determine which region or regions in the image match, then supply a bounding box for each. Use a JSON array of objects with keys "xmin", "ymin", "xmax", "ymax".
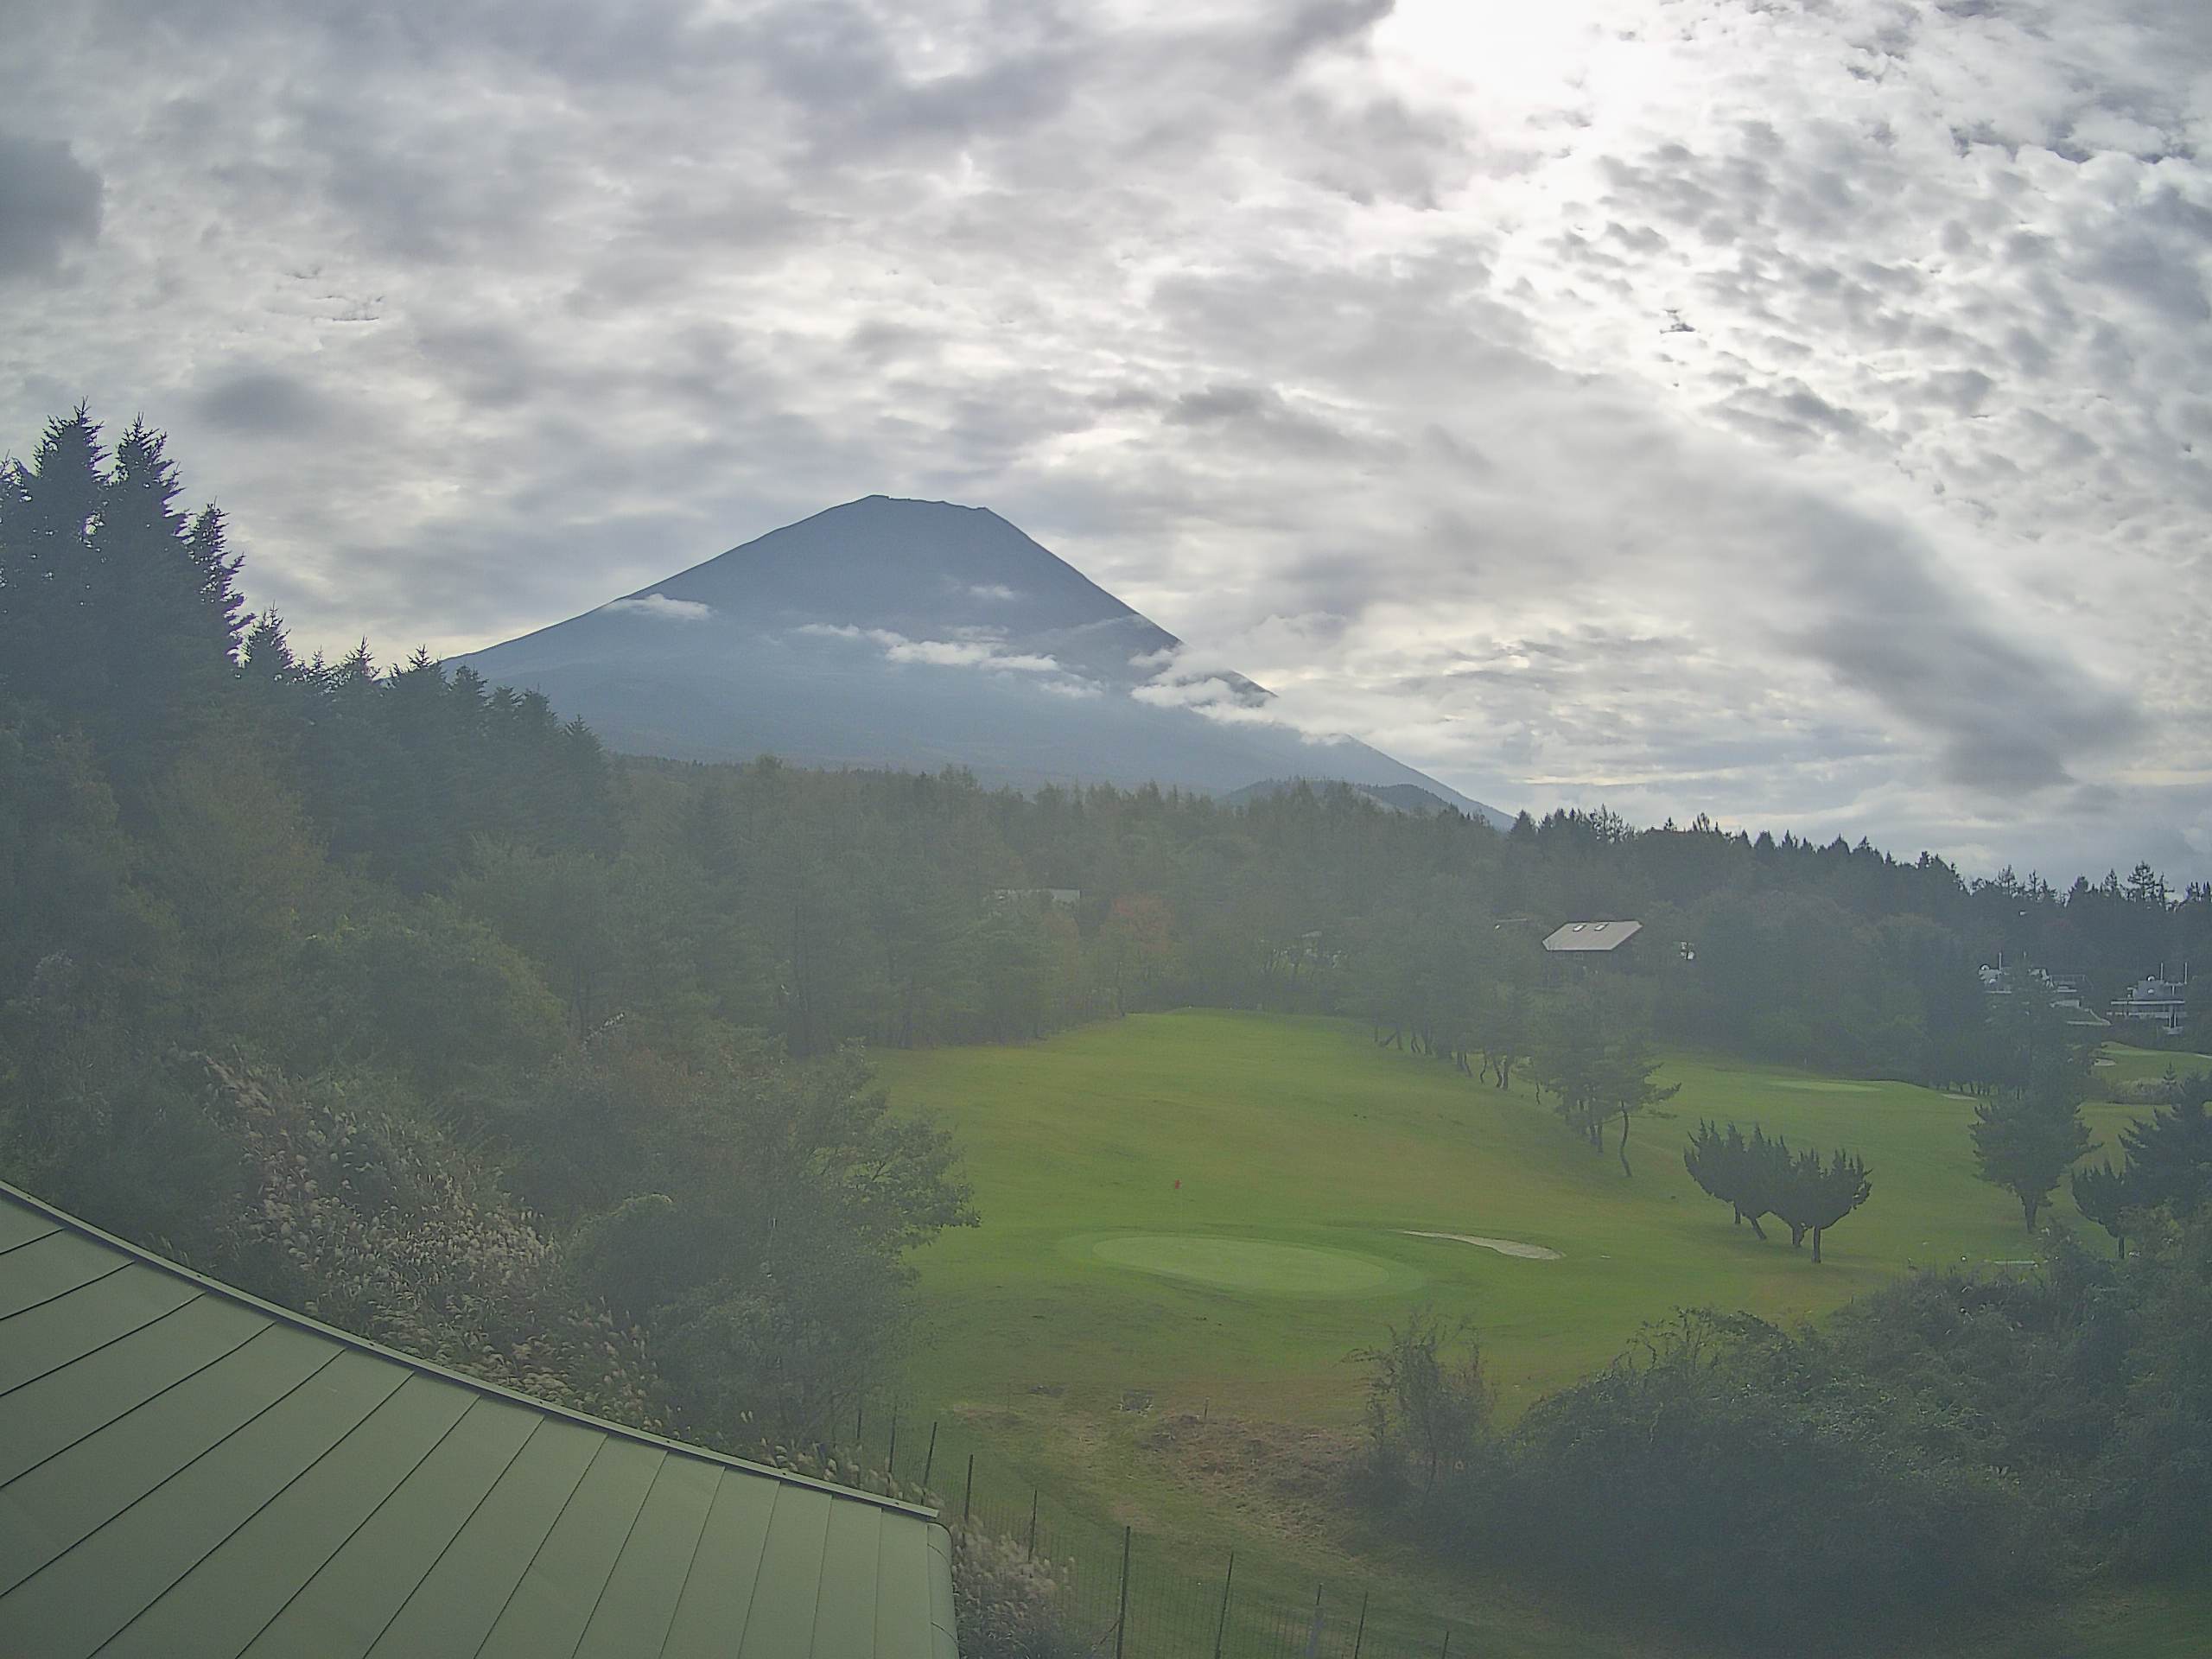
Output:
[
  {"xmin": 873, "ymin": 1009, "xmax": 2196, "ymax": 1657},
  {"xmin": 880, "ymin": 1010, "xmax": 2143, "ymax": 1425},
  {"xmin": 2099, "ymin": 1041, "xmax": 2212, "ymax": 1089}
]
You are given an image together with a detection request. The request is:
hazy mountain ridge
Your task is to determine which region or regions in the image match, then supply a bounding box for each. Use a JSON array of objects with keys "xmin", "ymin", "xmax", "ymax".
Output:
[{"xmin": 458, "ymin": 496, "xmax": 1510, "ymax": 824}]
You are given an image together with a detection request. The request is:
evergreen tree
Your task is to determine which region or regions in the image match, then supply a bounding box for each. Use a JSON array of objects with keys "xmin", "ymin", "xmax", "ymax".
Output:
[
  {"xmin": 1773, "ymin": 1146, "xmax": 1872, "ymax": 1262},
  {"xmin": 1595, "ymin": 1025, "xmax": 1680, "ymax": 1177},
  {"xmin": 1682, "ymin": 1120, "xmax": 1738, "ymax": 1221},
  {"xmin": 0, "ymin": 409, "xmax": 106, "ymax": 707},
  {"xmin": 1737, "ymin": 1126, "xmax": 1786, "ymax": 1241},
  {"xmin": 1971, "ymin": 1087, "xmax": 2092, "ymax": 1231},
  {"xmin": 2070, "ymin": 1158, "xmax": 2140, "ymax": 1259},
  {"xmin": 1531, "ymin": 988, "xmax": 1606, "ymax": 1149},
  {"xmin": 2115, "ymin": 1090, "xmax": 2212, "ymax": 1217},
  {"xmin": 1473, "ymin": 982, "xmax": 1532, "ymax": 1091},
  {"xmin": 0, "ymin": 412, "xmax": 245, "ymax": 801}
]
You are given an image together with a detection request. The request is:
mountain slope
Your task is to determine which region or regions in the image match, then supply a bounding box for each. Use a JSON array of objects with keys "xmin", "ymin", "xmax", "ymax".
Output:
[{"xmin": 457, "ymin": 496, "xmax": 1510, "ymax": 826}]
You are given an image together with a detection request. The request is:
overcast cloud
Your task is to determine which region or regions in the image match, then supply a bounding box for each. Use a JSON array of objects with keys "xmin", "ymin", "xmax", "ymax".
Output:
[{"xmin": 3, "ymin": 0, "xmax": 2208, "ymax": 876}]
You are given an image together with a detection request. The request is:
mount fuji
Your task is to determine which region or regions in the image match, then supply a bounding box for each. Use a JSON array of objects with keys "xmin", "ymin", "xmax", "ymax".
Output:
[{"xmin": 456, "ymin": 496, "xmax": 1510, "ymax": 827}]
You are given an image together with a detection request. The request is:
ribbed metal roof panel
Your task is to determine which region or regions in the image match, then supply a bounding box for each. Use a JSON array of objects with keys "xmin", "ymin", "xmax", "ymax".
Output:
[{"xmin": 0, "ymin": 1179, "xmax": 957, "ymax": 1658}]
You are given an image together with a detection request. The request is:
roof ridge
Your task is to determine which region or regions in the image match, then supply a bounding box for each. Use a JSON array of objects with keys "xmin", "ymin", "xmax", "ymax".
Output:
[{"xmin": 0, "ymin": 1179, "xmax": 942, "ymax": 1524}]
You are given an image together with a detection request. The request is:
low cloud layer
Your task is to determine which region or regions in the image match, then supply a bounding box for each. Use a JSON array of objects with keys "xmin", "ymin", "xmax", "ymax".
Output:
[
  {"xmin": 798, "ymin": 623, "xmax": 1062, "ymax": 675},
  {"xmin": 4, "ymin": 0, "xmax": 2208, "ymax": 874},
  {"xmin": 604, "ymin": 594, "xmax": 714, "ymax": 621}
]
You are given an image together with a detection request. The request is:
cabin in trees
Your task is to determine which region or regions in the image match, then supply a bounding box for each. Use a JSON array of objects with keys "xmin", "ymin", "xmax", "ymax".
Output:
[{"xmin": 1542, "ymin": 919, "xmax": 1643, "ymax": 957}]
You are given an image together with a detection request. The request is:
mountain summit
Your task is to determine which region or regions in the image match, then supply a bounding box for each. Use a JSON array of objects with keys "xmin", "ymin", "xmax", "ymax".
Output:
[{"xmin": 457, "ymin": 497, "xmax": 1509, "ymax": 823}]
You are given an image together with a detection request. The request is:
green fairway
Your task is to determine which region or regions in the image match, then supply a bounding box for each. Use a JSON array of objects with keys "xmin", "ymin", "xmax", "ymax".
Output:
[
  {"xmin": 1084, "ymin": 1233, "xmax": 1413, "ymax": 1296},
  {"xmin": 2099, "ymin": 1042, "xmax": 2212, "ymax": 1088},
  {"xmin": 873, "ymin": 1010, "xmax": 2199, "ymax": 1656},
  {"xmin": 880, "ymin": 1010, "xmax": 2143, "ymax": 1425}
]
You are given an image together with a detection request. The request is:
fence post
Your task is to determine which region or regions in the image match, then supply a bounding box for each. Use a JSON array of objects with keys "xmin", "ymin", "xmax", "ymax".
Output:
[
  {"xmin": 855, "ymin": 1405, "xmax": 863, "ymax": 1446},
  {"xmin": 963, "ymin": 1453, "xmax": 975, "ymax": 1527},
  {"xmin": 1026, "ymin": 1488, "xmax": 1038, "ymax": 1557},
  {"xmin": 1351, "ymin": 1590, "xmax": 1368, "ymax": 1659},
  {"xmin": 1303, "ymin": 1582, "xmax": 1325, "ymax": 1658},
  {"xmin": 921, "ymin": 1421, "xmax": 938, "ymax": 1488},
  {"xmin": 1114, "ymin": 1525, "xmax": 1132, "ymax": 1659},
  {"xmin": 1211, "ymin": 1549, "xmax": 1235, "ymax": 1659}
]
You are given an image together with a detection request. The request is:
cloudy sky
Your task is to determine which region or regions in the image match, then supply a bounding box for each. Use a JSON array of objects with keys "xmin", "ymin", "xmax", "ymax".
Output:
[{"xmin": 6, "ymin": 0, "xmax": 2209, "ymax": 876}]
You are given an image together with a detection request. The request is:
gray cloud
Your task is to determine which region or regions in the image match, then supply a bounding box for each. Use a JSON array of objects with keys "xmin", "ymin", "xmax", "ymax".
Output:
[
  {"xmin": 194, "ymin": 367, "xmax": 339, "ymax": 436},
  {"xmin": 1783, "ymin": 499, "xmax": 2144, "ymax": 792},
  {"xmin": 3, "ymin": 0, "xmax": 2209, "ymax": 874},
  {"xmin": 0, "ymin": 134, "xmax": 102, "ymax": 280}
]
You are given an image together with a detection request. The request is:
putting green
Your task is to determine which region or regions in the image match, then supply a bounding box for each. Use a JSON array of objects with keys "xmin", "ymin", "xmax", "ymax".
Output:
[{"xmin": 1083, "ymin": 1234, "xmax": 1408, "ymax": 1296}]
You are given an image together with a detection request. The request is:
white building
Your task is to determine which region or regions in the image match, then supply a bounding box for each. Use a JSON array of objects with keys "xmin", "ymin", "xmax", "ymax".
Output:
[
  {"xmin": 2109, "ymin": 975, "xmax": 2190, "ymax": 1035},
  {"xmin": 1542, "ymin": 919, "xmax": 1643, "ymax": 954}
]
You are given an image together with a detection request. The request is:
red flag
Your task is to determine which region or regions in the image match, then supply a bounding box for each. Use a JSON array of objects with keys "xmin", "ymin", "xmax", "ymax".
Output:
[{"xmin": 1173, "ymin": 1179, "xmax": 1181, "ymax": 1190}]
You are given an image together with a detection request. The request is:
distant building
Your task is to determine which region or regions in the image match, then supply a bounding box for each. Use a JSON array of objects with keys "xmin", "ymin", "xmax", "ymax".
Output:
[
  {"xmin": 990, "ymin": 887, "xmax": 1081, "ymax": 908},
  {"xmin": 1542, "ymin": 919, "xmax": 1643, "ymax": 954},
  {"xmin": 1979, "ymin": 960, "xmax": 2110, "ymax": 1027},
  {"xmin": 2109, "ymin": 974, "xmax": 2190, "ymax": 1035},
  {"xmin": 2046, "ymin": 971, "xmax": 2090, "ymax": 1004}
]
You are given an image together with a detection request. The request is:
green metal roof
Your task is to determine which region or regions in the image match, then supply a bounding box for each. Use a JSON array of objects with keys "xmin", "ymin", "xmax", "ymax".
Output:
[{"xmin": 0, "ymin": 1179, "xmax": 958, "ymax": 1659}]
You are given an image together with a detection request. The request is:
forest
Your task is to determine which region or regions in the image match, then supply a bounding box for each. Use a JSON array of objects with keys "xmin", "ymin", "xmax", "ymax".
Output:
[{"xmin": 6, "ymin": 410, "xmax": 2212, "ymax": 1653}]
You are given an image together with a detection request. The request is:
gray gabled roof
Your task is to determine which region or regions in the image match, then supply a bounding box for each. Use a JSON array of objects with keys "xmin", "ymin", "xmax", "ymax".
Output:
[
  {"xmin": 1542, "ymin": 919, "xmax": 1643, "ymax": 953},
  {"xmin": 0, "ymin": 1179, "xmax": 958, "ymax": 1659}
]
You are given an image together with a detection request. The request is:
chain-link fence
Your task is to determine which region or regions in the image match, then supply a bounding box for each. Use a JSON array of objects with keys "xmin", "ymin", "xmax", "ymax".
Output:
[{"xmin": 832, "ymin": 1407, "xmax": 1477, "ymax": 1659}]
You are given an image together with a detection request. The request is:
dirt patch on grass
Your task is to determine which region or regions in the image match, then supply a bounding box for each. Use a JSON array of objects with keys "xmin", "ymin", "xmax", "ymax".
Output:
[
  {"xmin": 1138, "ymin": 1411, "xmax": 1361, "ymax": 1549},
  {"xmin": 1400, "ymin": 1230, "xmax": 1562, "ymax": 1261}
]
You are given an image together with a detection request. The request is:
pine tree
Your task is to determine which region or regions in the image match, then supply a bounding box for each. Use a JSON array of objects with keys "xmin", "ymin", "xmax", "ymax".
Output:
[
  {"xmin": 2069, "ymin": 1158, "xmax": 2140, "ymax": 1258},
  {"xmin": 0, "ymin": 412, "xmax": 245, "ymax": 799},
  {"xmin": 1684, "ymin": 1120, "xmax": 1791, "ymax": 1240},
  {"xmin": 1738, "ymin": 1126, "xmax": 1787, "ymax": 1241},
  {"xmin": 1596, "ymin": 1026, "xmax": 1679, "ymax": 1177},
  {"xmin": 238, "ymin": 609, "xmax": 305, "ymax": 696},
  {"xmin": 0, "ymin": 408, "xmax": 105, "ymax": 704},
  {"xmin": 1971, "ymin": 1087, "xmax": 2092, "ymax": 1231},
  {"xmin": 2113, "ymin": 1090, "xmax": 2212, "ymax": 1217},
  {"xmin": 1683, "ymin": 1120, "xmax": 1735, "ymax": 1217},
  {"xmin": 1773, "ymin": 1147, "xmax": 1872, "ymax": 1262}
]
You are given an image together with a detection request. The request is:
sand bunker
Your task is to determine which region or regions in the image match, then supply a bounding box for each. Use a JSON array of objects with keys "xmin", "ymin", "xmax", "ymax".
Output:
[{"xmin": 1400, "ymin": 1230, "xmax": 1562, "ymax": 1261}]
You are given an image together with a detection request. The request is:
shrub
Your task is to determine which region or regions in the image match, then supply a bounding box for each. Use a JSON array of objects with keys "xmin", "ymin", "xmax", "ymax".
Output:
[
  {"xmin": 950, "ymin": 1525, "xmax": 1078, "ymax": 1659},
  {"xmin": 1351, "ymin": 1311, "xmax": 1494, "ymax": 1504},
  {"xmin": 198, "ymin": 1055, "xmax": 664, "ymax": 1428}
]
